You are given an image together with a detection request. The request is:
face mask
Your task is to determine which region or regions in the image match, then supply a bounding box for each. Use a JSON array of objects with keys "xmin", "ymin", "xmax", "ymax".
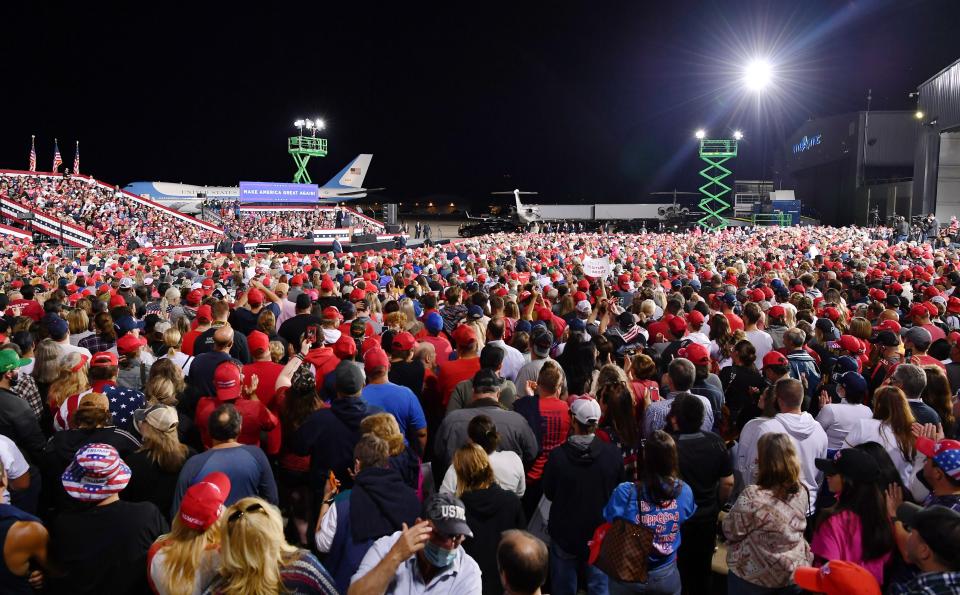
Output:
[{"xmin": 422, "ymin": 541, "xmax": 457, "ymax": 568}]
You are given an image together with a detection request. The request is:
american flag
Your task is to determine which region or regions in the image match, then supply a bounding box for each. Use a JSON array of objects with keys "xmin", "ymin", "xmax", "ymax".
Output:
[
  {"xmin": 52, "ymin": 138, "xmax": 62, "ymax": 172},
  {"xmin": 73, "ymin": 140, "xmax": 80, "ymax": 174},
  {"xmin": 28, "ymin": 135, "xmax": 37, "ymax": 172}
]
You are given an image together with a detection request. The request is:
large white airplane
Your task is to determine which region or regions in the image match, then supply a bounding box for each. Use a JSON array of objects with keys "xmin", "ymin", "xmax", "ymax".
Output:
[{"xmin": 123, "ymin": 154, "xmax": 379, "ymax": 214}]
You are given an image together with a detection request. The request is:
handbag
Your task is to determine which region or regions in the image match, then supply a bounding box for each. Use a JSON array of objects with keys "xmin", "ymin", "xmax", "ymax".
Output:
[{"xmin": 592, "ymin": 483, "xmax": 654, "ymax": 583}]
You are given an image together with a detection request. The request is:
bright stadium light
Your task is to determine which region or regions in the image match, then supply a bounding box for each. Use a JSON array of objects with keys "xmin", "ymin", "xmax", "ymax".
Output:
[
  {"xmin": 305, "ymin": 119, "xmax": 315, "ymax": 129},
  {"xmin": 915, "ymin": 111, "xmax": 925, "ymax": 120},
  {"xmin": 315, "ymin": 119, "xmax": 325, "ymax": 130},
  {"xmin": 743, "ymin": 59, "xmax": 773, "ymax": 92},
  {"xmin": 733, "ymin": 130, "xmax": 744, "ymax": 140},
  {"xmin": 695, "ymin": 129, "xmax": 706, "ymax": 140},
  {"xmin": 294, "ymin": 119, "xmax": 305, "ymax": 128}
]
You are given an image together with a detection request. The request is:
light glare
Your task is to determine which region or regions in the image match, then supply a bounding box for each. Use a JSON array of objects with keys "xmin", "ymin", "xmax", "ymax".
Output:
[
  {"xmin": 743, "ymin": 59, "xmax": 773, "ymax": 92},
  {"xmin": 733, "ymin": 130, "xmax": 744, "ymax": 140},
  {"xmin": 695, "ymin": 129, "xmax": 706, "ymax": 140},
  {"xmin": 915, "ymin": 111, "xmax": 924, "ymax": 120}
]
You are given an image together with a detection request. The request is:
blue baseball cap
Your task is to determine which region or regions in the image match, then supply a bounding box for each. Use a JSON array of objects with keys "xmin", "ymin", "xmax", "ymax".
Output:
[
  {"xmin": 837, "ymin": 371, "xmax": 868, "ymax": 399},
  {"xmin": 113, "ymin": 315, "xmax": 145, "ymax": 335},
  {"xmin": 834, "ymin": 355, "xmax": 859, "ymax": 375},
  {"xmin": 424, "ymin": 312, "xmax": 444, "ymax": 333},
  {"xmin": 47, "ymin": 316, "xmax": 69, "ymax": 340}
]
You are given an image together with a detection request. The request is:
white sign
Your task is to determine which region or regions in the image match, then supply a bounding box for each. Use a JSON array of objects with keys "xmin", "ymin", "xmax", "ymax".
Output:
[{"xmin": 583, "ymin": 257, "xmax": 611, "ymax": 279}]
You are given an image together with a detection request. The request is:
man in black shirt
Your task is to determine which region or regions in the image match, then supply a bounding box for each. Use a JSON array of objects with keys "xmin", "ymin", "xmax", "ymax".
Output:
[
  {"xmin": 388, "ymin": 331, "xmax": 425, "ymax": 399},
  {"xmin": 0, "ymin": 350, "xmax": 44, "ymax": 464},
  {"xmin": 278, "ymin": 294, "xmax": 323, "ymax": 350},
  {"xmin": 193, "ymin": 301, "xmax": 250, "ymax": 364},
  {"xmin": 49, "ymin": 443, "xmax": 168, "ymax": 594},
  {"xmin": 668, "ymin": 394, "xmax": 733, "ymax": 595}
]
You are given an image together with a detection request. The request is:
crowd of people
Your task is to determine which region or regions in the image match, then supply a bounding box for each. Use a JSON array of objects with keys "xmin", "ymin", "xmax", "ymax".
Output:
[
  {"xmin": 218, "ymin": 207, "xmax": 385, "ymax": 241},
  {"xmin": 0, "ymin": 223, "xmax": 957, "ymax": 595},
  {"xmin": 0, "ymin": 174, "xmax": 223, "ymax": 248}
]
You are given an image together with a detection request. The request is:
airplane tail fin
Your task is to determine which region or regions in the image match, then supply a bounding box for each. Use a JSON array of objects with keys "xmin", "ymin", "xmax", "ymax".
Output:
[{"xmin": 323, "ymin": 154, "xmax": 372, "ymax": 189}]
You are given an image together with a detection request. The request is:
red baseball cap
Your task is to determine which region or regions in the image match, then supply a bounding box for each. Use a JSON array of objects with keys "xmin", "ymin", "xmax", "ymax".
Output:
[
  {"xmin": 178, "ymin": 472, "xmax": 231, "ymax": 531},
  {"xmin": 186, "ymin": 290, "xmax": 203, "ymax": 306},
  {"xmin": 667, "ymin": 317, "xmax": 687, "ymax": 336},
  {"xmin": 320, "ymin": 277, "xmax": 335, "ymax": 292},
  {"xmin": 838, "ymin": 334, "xmax": 864, "ymax": 354},
  {"xmin": 246, "ymin": 288, "xmax": 264, "ymax": 306},
  {"xmin": 116, "ymin": 334, "xmax": 147, "ymax": 354},
  {"xmin": 364, "ymin": 347, "xmax": 390, "ymax": 371},
  {"xmin": 948, "ymin": 297, "xmax": 960, "ymax": 314},
  {"xmin": 196, "ymin": 304, "xmax": 213, "ymax": 323},
  {"xmin": 762, "ymin": 351, "xmax": 789, "ymax": 367},
  {"xmin": 677, "ymin": 343, "xmax": 710, "ymax": 367},
  {"xmin": 214, "ymin": 362, "xmax": 242, "ymax": 400},
  {"xmin": 322, "ymin": 306, "xmax": 343, "ymax": 322},
  {"xmin": 874, "ymin": 319, "xmax": 901, "ymax": 334},
  {"xmin": 90, "ymin": 351, "xmax": 119, "ymax": 368},
  {"xmin": 333, "ymin": 334, "xmax": 357, "ymax": 360},
  {"xmin": 452, "ymin": 325, "xmax": 477, "ymax": 348},
  {"xmin": 768, "ymin": 305, "xmax": 786, "ymax": 318},
  {"xmin": 109, "ymin": 294, "xmax": 127, "ymax": 309},
  {"xmin": 910, "ymin": 304, "xmax": 930, "ymax": 319},
  {"xmin": 822, "ymin": 307, "xmax": 841, "ymax": 322},
  {"xmin": 350, "ymin": 288, "xmax": 366, "ymax": 302},
  {"xmin": 794, "ymin": 561, "xmax": 880, "ymax": 595},
  {"xmin": 247, "ymin": 330, "xmax": 270, "ymax": 355},
  {"xmin": 392, "ymin": 331, "xmax": 416, "ymax": 351},
  {"xmin": 687, "ymin": 310, "xmax": 704, "ymax": 325}
]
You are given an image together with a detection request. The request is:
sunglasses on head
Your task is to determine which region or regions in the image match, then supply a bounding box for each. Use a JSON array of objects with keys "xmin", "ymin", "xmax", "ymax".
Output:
[{"xmin": 227, "ymin": 502, "xmax": 266, "ymax": 524}]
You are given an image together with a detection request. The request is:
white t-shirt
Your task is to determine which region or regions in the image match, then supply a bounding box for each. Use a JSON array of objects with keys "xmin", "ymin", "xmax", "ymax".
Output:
[
  {"xmin": 439, "ymin": 450, "xmax": 526, "ymax": 497},
  {"xmin": 745, "ymin": 329, "xmax": 774, "ymax": 370},
  {"xmin": 0, "ymin": 435, "xmax": 29, "ymax": 504},
  {"xmin": 160, "ymin": 351, "xmax": 193, "ymax": 375},
  {"xmin": 816, "ymin": 402, "xmax": 873, "ymax": 451},
  {"xmin": 845, "ymin": 418, "xmax": 918, "ymax": 488}
]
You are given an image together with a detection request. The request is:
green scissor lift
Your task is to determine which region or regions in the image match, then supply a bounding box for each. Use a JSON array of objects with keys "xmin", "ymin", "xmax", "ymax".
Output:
[
  {"xmin": 288, "ymin": 136, "xmax": 328, "ymax": 184},
  {"xmin": 696, "ymin": 138, "xmax": 738, "ymax": 231}
]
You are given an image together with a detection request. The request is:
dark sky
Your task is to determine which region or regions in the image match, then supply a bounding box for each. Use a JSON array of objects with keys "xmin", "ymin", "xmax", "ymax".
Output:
[{"xmin": 3, "ymin": 1, "xmax": 958, "ymax": 206}]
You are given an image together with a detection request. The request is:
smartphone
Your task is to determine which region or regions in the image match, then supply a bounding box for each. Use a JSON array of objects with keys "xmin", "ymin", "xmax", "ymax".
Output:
[
  {"xmin": 306, "ymin": 325, "xmax": 319, "ymax": 345},
  {"xmin": 904, "ymin": 348, "xmax": 913, "ymax": 360}
]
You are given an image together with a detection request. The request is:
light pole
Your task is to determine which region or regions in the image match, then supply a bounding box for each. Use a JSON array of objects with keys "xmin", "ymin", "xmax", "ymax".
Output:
[{"xmin": 289, "ymin": 117, "xmax": 328, "ymax": 184}]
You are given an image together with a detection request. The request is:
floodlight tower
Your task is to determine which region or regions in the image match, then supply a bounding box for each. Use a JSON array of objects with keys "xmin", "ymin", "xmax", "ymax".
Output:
[
  {"xmin": 289, "ymin": 118, "xmax": 328, "ymax": 184},
  {"xmin": 695, "ymin": 129, "xmax": 739, "ymax": 231}
]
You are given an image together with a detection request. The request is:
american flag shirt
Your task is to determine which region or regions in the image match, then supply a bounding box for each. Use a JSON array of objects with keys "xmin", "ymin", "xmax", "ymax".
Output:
[{"xmin": 53, "ymin": 381, "xmax": 146, "ymax": 432}]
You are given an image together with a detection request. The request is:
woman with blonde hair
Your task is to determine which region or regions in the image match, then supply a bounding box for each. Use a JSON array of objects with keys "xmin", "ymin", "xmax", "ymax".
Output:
[
  {"xmin": 31, "ymin": 338, "xmax": 62, "ymax": 406},
  {"xmin": 451, "ymin": 443, "xmax": 525, "ymax": 595},
  {"xmin": 48, "ymin": 352, "xmax": 91, "ymax": 429},
  {"xmin": 67, "ymin": 308, "xmax": 93, "ymax": 346},
  {"xmin": 159, "ymin": 327, "xmax": 193, "ymax": 375},
  {"xmin": 845, "ymin": 385, "xmax": 918, "ymax": 486},
  {"xmin": 203, "ymin": 497, "xmax": 337, "ymax": 595},
  {"xmin": 723, "ymin": 433, "xmax": 812, "ymax": 594},
  {"xmin": 360, "ymin": 412, "xmax": 421, "ymax": 494},
  {"xmin": 125, "ymin": 404, "xmax": 195, "ymax": 519},
  {"xmin": 148, "ymin": 472, "xmax": 230, "ymax": 595}
]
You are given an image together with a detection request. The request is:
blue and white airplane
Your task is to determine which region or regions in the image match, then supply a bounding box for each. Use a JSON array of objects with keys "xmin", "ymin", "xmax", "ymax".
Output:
[{"xmin": 123, "ymin": 154, "xmax": 378, "ymax": 214}]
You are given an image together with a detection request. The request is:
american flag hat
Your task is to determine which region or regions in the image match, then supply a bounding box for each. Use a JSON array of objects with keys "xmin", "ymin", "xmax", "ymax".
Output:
[
  {"xmin": 61, "ymin": 443, "xmax": 131, "ymax": 501},
  {"xmin": 917, "ymin": 437, "xmax": 960, "ymax": 481}
]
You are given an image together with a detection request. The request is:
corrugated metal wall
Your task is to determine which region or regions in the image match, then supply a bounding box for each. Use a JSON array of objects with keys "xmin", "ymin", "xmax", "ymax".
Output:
[{"xmin": 913, "ymin": 58, "xmax": 960, "ymax": 214}]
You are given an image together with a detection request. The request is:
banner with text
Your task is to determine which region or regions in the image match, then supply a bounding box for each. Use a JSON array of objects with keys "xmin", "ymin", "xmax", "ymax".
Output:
[
  {"xmin": 583, "ymin": 257, "xmax": 611, "ymax": 279},
  {"xmin": 239, "ymin": 181, "xmax": 318, "ymax": 203}
]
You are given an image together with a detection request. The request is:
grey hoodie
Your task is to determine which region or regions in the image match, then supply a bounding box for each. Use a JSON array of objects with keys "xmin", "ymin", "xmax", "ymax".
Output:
[{"xmin": 756, "ymin": 412, "xmax": 827, "ymax": 515}]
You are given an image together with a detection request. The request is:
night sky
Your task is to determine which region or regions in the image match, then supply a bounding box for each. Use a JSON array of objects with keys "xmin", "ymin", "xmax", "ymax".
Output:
[{"xmin": 3, "ymin": 2, "xmax": 958, "ymax": 207}]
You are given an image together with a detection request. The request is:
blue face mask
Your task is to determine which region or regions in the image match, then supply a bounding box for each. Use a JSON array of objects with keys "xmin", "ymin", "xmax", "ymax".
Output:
[{"xmin": 422, "ymin": 541, "xmax": 457, "ymax": 568}]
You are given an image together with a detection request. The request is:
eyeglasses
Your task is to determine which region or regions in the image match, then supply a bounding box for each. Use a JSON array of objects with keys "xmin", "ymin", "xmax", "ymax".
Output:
[
  {"xmin": 227, "ymin": 502, "xmax": 266, "ymax": 524},
  {"xmin": 432, "ymin": 530, "xmax": 466, "ymax": 547}
]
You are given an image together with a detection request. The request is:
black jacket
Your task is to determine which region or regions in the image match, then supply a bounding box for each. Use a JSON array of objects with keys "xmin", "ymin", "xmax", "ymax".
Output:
[
  {"xmin": 461, "ymin": 484, "xmax": 526, "ymax": 595},
  {"xmin": 0, "ymin": 388, "xmax": 45, "ymax": 464},
  {"xmin": 543, "ymin": 436, "xmax": 625, "ymax": 559}
]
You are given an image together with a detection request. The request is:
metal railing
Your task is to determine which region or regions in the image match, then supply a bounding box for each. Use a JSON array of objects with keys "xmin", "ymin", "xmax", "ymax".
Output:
[{"xmin": 752, "ymin": 212, "xmax": 791, "ymax": 226}]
